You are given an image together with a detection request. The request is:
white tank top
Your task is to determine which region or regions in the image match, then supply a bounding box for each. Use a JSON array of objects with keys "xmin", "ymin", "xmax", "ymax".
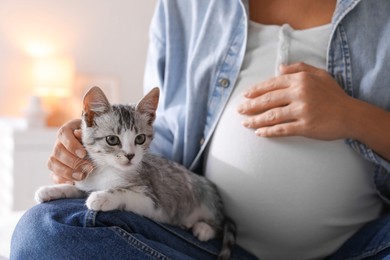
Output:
[{"xmin": 204, "ymin": 21, "xmax": 383, "ymax": 260}]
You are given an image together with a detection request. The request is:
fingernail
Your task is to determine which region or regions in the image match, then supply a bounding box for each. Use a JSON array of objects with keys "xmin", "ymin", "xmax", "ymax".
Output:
[
  {"xmin": 255, "ymin": 129, "xmax": 264, "ymax": 136},
  {"xmin": 82, "ymin": 164, "xmax": 94, "ymax": 174},
  {"xmin": 278, "ymin": 64, "xmax": 287, "ymax": 73},
  {"xmin": 75, "ymin": 149, "xmax": 86, "ymax": 159},
  {"xmin": 72, "ymin": 172, "xmax": 84, "ymax": 181},
  {"xmin": 237, "ymin": 106, "xmax": 244, "ymax": 114},
  {"xmin": 243, "ymin": 91, "xmax": 250, "ymax": 97},
  {"xmin": 241, "ymin": 121, "xmax": 249, "ymax": 128}
]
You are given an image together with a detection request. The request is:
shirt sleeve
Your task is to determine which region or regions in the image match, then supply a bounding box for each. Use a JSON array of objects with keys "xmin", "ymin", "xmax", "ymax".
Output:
[
  {"xmin": 346, "ymin": 139, "xmax": 390, "ymax": 204},
  {"xmin": 346, "ymin": 139, "xmax": 390, "ymax": 172}
]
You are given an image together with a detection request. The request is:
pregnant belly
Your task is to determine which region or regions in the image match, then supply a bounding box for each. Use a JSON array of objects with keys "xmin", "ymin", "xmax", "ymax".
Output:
[{"xmin": 204, "ymin": 134, "xmax": 382, "ymax": 259}]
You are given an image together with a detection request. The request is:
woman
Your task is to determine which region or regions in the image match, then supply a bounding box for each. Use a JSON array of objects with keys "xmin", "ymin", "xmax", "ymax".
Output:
[{"xmin": 12, "ymin": 0, "xmax": 390, "ymax": 259}]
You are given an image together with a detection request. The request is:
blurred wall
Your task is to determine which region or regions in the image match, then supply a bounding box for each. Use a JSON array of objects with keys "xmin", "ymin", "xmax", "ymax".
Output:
[{"xmin": 0, "ymin": 0, "xmax": 156, "ymax": 117}]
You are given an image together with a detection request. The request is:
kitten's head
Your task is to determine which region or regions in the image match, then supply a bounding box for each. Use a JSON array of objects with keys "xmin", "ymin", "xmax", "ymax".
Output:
[{"xmin": 81, "ymin": 86, "xmax": 159, "ymax": 172}]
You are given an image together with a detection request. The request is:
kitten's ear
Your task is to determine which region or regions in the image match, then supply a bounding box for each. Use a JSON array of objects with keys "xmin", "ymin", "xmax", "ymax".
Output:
[
  {"xmin": 136, "ymin": 87, "xmax": 159, "ymax": 124},
  {"xmin": 83, "ymin": 86, "xmax": 111, "ymax": 127}
]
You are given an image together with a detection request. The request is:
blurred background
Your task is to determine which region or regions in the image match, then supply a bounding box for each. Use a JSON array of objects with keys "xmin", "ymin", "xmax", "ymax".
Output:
[{"xmin": 0, "ymin": 1, "xmax": 156, "ymax": 258}]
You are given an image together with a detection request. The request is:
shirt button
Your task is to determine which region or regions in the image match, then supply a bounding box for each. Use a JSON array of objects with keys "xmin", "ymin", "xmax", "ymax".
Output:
[
  {"xmin": 200, "ymin": 137, "xmax": 205, "ymax": 146},
  {"xmin": 219, "ymin": 78, "xmax": 230, "ymax": 88}
]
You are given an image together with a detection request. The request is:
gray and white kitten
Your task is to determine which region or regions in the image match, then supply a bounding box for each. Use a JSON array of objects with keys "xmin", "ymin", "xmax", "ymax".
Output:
[{"xmin": 35, "ymin": 86, "xmax": 236, "ymax": 260}]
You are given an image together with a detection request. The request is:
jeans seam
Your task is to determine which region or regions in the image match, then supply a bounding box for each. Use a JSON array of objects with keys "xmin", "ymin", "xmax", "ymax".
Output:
[
  {"xmin": 84, "ymin": 209, "xmax": 97, "ymax": 227},
  {"xmin": 111, "ymin": 226, "xmax": 172, "ymax": 260}
]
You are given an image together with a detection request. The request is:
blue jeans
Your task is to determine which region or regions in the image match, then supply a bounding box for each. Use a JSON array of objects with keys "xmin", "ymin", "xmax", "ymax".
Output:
[{"xmin": 10, "ymin": 199, "xmax": 390, "ymax": 260}]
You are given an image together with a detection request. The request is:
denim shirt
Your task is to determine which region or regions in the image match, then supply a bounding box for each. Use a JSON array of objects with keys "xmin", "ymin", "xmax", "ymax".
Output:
[{"xmin": 144, "ymin": 0, "xmax": 390, "ymax": 202}]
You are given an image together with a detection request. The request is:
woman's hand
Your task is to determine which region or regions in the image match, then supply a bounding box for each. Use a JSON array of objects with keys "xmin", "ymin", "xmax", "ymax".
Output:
[
  {"xmin": 48, "ymin": 119, "xmax": 93, "ymax": 184},
  {"xmin": 237, "ymin": 62, "xmax": 355, "ymax": 140}
]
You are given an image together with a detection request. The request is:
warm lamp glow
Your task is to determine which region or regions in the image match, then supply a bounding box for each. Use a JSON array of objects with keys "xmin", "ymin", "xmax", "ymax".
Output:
[
  {"xmin": 29, "ymin": 56, "xmax": 76, "ymax": 127},
  {"xmin": 26, "ymin": 39, "xmax": 57, "ymax": 58},
  {"xmin": 33, "ymin": 57, "xmax": 75, "ymax": 97}
]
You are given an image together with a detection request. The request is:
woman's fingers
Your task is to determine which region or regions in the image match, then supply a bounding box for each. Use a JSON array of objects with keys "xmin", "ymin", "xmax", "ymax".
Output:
[
  {"xmin": 57, "ymin": 119, "xmax": 87, "ymax": 159},
  {"xmin": 48, "ymin": 142, "xmax": 93, "ymax": 180},
  {"xmin": 243, "ymin": 75, "xmax": 291, "ymax": 98},
  {"xmin": 238, "ymin": 62, "xmax": 351, "ymax": 140},
  {"xmin": 241, "ymin": 106, "xmax": 295, "ymax": 129},
  {"xmin": 49, "ymin": 119, "xmax": 93, "ymax": 183},
  {"xmin": 279, "ymin": 62, "xmax": 322, "ymax": 75},
  {"xmin": 238, "ymin": 89, "xmax": 290, "ymax": 115},
  {"xmin": 51, "ymin": 172, "xmax": 74, "ymax": 185},
  {"xmin": 254, "ymin": 121, "xmax": 303, "ymax": 137}
]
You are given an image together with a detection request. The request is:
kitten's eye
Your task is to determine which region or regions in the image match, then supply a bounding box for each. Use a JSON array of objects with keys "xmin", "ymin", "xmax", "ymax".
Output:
[
  {"xmin": 135, "ymin": 134, "xmax": 146, "ymax": 145},
  {"xmin": 106, "ymin": 135, "xmax": 121, "ymax": 146}
]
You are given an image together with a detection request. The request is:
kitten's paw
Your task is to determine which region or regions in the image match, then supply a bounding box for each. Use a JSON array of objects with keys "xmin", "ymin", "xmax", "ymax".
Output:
[
  {"xmin": 192, "ymin": 222, "xmax": 216, "ymax": 241},
  {"xmin": 86, "ymin": 191, "xmax": 119, "ymax": 211},
  {"xmin": 35, "ymin": 186, "xmax": 54, "ymax": 203},
  {"xmin": 35, "ymin": 184, "xmax": 85, "ymax": 203}
]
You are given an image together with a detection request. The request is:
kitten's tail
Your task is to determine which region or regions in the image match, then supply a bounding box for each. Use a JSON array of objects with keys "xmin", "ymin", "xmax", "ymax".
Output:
[{"xmin": 218, "ymin": 216, "xmax": 237, "ymax": 260}]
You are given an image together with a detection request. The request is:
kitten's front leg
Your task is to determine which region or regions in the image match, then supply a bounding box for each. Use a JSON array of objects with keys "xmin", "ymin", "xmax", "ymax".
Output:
[
  {"xmin": 35, "ymin": 184, "xmax": 86, "ymax": 203},
  {"xmin": 86, "ymin": 189, "xmax": 168, "ymax": 223}
]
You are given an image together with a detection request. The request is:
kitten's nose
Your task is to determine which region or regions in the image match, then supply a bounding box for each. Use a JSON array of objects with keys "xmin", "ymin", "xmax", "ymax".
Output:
[{"xmin": 125, "ymin": 153, "xmax": 135, "ymax": 161}]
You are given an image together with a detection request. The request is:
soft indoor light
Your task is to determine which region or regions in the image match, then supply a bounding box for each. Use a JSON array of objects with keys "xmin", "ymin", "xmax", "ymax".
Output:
[
  {"xmin": 30, "ymin": 56, "xmax": 75, "ymax": 127},
  {"xmin": 33, "ymin": 57, "xmax": 74, "ymax": 98}
]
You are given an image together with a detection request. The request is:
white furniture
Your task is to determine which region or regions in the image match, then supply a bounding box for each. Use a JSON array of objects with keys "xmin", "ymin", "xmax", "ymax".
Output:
[{"xmin": 0, "ymin": 118, "xmax": 58, "ymax": 212}]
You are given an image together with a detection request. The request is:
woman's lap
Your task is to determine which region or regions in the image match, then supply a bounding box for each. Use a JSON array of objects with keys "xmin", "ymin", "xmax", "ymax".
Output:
[
  {"xmin": 10, "ymin": 199, "xmax": 255, "ymax": 260},
  {"xmin": 11, "ymin": 199, "xmax": 390, "ymax": 260}
]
